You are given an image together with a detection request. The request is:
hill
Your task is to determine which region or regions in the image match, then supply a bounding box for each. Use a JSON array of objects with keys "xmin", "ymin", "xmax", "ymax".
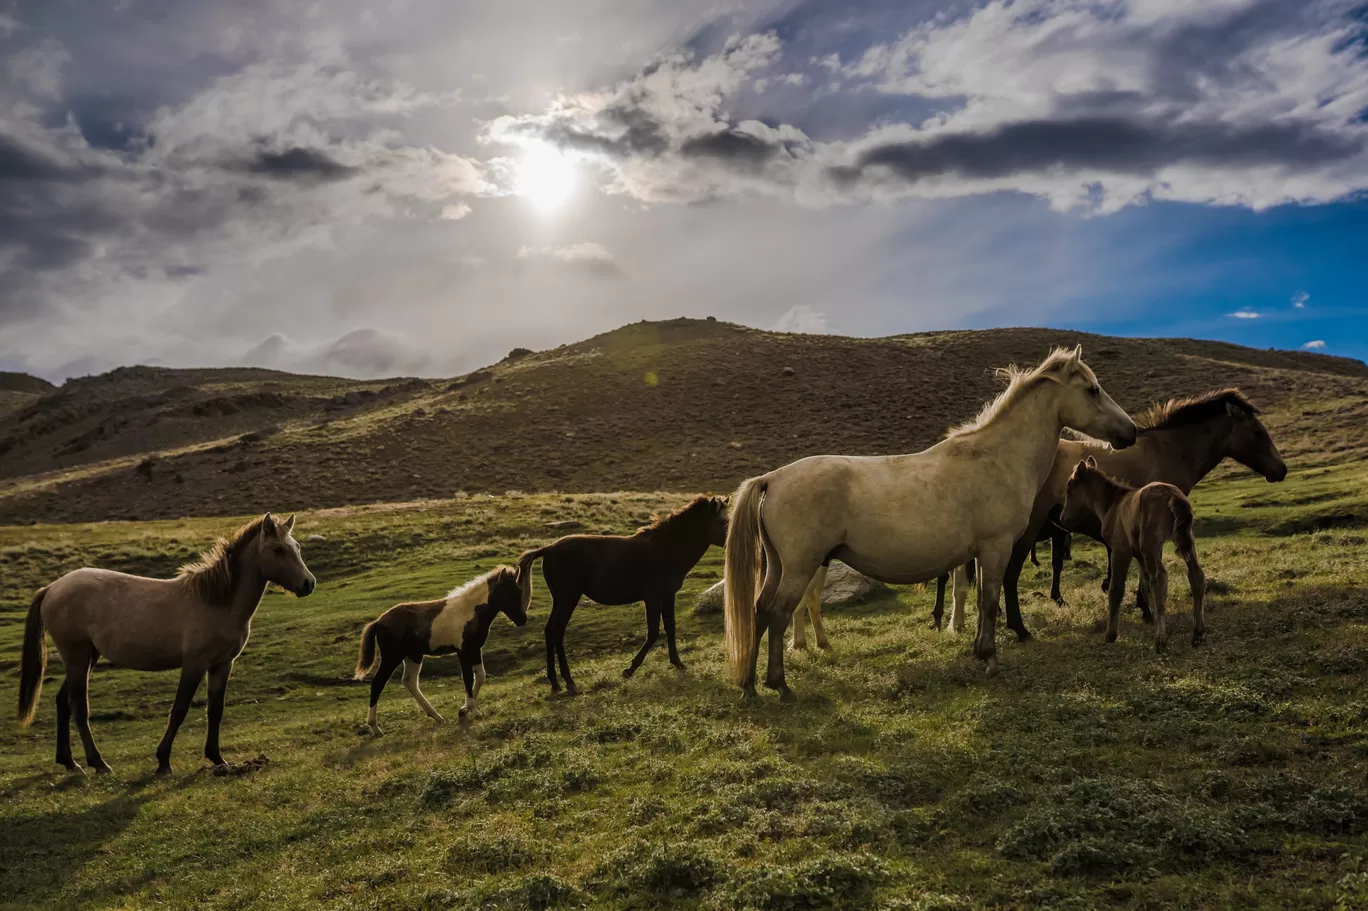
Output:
[
  {"xmin": 1, "ymin": 319, "xmax": 1366, "ymax": 524},
  {"xmin": 0, "ymin": 371, "xmax": 57, "ymax": 419}
]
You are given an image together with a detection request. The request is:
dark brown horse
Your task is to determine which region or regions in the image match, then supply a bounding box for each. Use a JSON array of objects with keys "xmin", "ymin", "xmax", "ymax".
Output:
[
  {"xmin": 988, "ymin": 389, "xmax": 1284, "ymax": 642},
  {"xmin": 1061, "ymin": 457, "xmax": 1206, "ymax": 651},
  {"xmin": 518, "ymin": 496, "xmax": 728, "ymax": 695}
]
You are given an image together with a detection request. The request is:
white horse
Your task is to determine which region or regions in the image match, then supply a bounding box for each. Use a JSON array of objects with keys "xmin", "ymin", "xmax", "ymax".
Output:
[{"xmin": 723, "ymin": 346, "xmax": 1137, "ymax": 699}]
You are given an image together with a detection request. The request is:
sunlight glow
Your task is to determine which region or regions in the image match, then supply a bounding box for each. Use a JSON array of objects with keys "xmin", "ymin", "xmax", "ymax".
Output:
[{"xmin": 515, "ymin": 144, "xmax": 576, "ymax": 211}]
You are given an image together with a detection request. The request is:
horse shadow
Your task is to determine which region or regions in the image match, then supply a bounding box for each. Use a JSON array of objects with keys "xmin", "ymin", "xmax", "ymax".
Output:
[{"xmin": 0, "ymin": 793, "xmax": 146, "ymax": 907}]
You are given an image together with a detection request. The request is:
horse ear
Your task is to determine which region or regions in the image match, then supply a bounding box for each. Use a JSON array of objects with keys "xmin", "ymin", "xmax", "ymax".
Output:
[
  {"xmin": 1225, "ymin": 400, "xmax": 1245, "ymax": 419},
  {"xmin": 282, "ymin": 514, "xmax": 296, "ymax": 533},
  {"xmin": 262, "ymin": 512, "xmax": 275, "ymax": 533},
  {"xmin": 1085, "ymin": 456, "xmax": 1098, "ymax": 469}
]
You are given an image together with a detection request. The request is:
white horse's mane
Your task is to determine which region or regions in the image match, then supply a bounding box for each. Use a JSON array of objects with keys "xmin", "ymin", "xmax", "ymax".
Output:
[
  {"xmin": 445, "ymin": 567, "xmax": 502, "ymax": 606},
  {"xmin": 946, "ymin": 347, "xmax": 1090, "ymax": 439}
]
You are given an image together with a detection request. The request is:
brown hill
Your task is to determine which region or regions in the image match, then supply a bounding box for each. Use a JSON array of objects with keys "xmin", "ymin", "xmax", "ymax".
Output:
[
  {"xmin": 1, "ymin": 319, "xmax": 1366, "ymax": 525},
  {"xmin": 0, "ymin": 371, "xmax": 57, "ymax": 419}
]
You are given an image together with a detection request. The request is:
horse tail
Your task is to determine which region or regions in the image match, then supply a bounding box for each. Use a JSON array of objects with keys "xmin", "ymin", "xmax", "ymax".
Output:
[
  {"xmin": 354, "ymin": 620, "xmax": 380, "ymax": 681},
  {"xmin": 517, "ymin": 546, "xmax": 551, "ymax": 613},
  {"xmin": 17, "ymin": 587, "xmax": 48, "ymax": 727},
  {"xmin": 725, "ymin": 474, "xmax": 768, "ymax": 686},
  {"xmin": 1170, "ymin": 495, "xmax": 1196, "ymax": 562}
]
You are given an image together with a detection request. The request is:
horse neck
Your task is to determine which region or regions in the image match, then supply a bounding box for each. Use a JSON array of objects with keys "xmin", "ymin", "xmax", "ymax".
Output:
[
  {"xmin": 1142, "ymin": 416, "xmax": 1231, "ymax": 493},
  {"xmin": 648, "ymin": 518, "xmax": 712, "ymax": 575},
  {"xmin": 226, "ymin": 552, "xmax": 270, "ymax": 623},
  {"xmin": 472, "ymin": 598, "xmax": 499, "ymax": 634},
  {"xmin": 972, "ymin": 381, "xmax": 1064, "ymax": 486}
]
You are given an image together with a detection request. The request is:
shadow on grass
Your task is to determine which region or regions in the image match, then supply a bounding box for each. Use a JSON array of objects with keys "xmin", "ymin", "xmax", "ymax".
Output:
[{"xmin": 0, "ymin": 794, "xmax": 147, "ymax": 908}]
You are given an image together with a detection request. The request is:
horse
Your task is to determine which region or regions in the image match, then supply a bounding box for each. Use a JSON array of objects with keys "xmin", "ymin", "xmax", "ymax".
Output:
[
  {"xmin": 955, "ymin": 388, "xmax": 1285, "ymax": 640},
  {"xmin": 354, "ymin": 565, "xmax": 531, "ymax": 734},
  {"xmin": 1060, "ymin": 457, "xmax": 1206, "ymax": 651},
  {"xmin": 518, "ymin": 495, "xmax": 729, "ymax": 695},
  {"xmin": 724, "ymin": 346, "xmax": 1137, "ymax": 699},
  {"xmin": 16, "ymin": 513, "xmax": 316, "ymax": 775}
]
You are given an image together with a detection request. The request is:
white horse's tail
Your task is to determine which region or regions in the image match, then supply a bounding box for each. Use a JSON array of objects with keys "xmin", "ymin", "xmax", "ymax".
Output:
[{"xmin": 725, "ymin": 474, "xmax": 768, "ymax": 686}]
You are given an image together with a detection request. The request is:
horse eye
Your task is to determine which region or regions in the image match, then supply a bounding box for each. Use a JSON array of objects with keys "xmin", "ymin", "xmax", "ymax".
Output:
[{"xmin": 1089, "ymin": 385, "xmax": 1100, "ymax": 396}]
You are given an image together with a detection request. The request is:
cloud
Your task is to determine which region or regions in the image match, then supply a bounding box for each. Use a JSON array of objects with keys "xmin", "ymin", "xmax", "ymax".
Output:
[
  {"xmin": 517, "ymin": 242, "xmax": 621, "ymax": 276},
  {"xmin": 772, "ymin": 305, "xmax": 830, "ymax": 334},
  {"xmin": 242, "ymin": 328, "xmax": 432, "ymax": 377},
  {"xmin": 440, "ymin": 202, "xmax": 472, "ymax": 220},
  {"xmin": 1302, "ymin": 339, "xmax": 1327, "ymax": 349},
  {"xmin": 1228, "ymin": 310, "xmax": 1261, "ymax": 319},
  {"xmin": 1292, "ymin": 290, "xmax": 1310, "ymax": 308}
]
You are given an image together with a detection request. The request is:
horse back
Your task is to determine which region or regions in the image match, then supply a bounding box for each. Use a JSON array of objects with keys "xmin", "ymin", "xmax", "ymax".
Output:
[
  {"xmin": 541, "ymin": 533, "xmax": 672, "ymax": 605},
  {"xmin": 41, "ymin": 568, "xmax": 196, "ymax": 669}
]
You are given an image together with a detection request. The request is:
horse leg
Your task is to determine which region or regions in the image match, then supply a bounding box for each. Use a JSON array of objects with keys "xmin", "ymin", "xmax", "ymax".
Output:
[
  {"xmin": 553, "ymin": 598, "xmax": 581, "ymax": 696},
  {"xmin": 1030, "ymin": 543, "xmax": 1039, "ymax": 566},
  {"xmin": 458, "ymin": 652, "xmax": 477, "ymax": 717},
  {"xmin": 950, "ymin": 564, "xmax": 970, "ymax": 634},
  {"xmin": 1187, "ymin": 552, "xmax": 1207, "ymax": 646},
  {"xmin": 1148, "ymin": 557, "xmax": 1169, "ymax": 653},
  {"xmin": 156, "ymin": 665, "xmax": 205, "ymax": 775},
  {"xmin": 1136, "ymin": 575, "xmax": 1154, "ymax": 624},
  {"xmin": 367, "ymin": 648, "xmax": 403, "ymax": 735},
  {"xmin": 1002, "ymin": 537, "xmax": 1033, "ymax": 642},
  {"xmin": 932, "ymin": 574, "xmax": 947, "ymax": 631},
  {"xmin": 973, "ymin": 544, "xmax": 1012, "ymax": 675},
  {"xmin": 790, "ymin": 566, "xmax": 828, "ymax": 650},
  {"xmin": 790, "ymin": 593, "xmax": 807, "ymax": 650},
  {"xmin": 1101, "ymin": 544, "xmax": 1112, "ymax": 593},
  {"xmin": 54, "ymin": 680, "xmax": 77, "ymax": 772},
  {"xmin": 1106, "ymin": 551, "xmax": 1132, "ymax": 643},
  {"xmin": 402, "ymin": 658, "xmax": 445, "ymax": 723},
  {"xmin": 662, "ymin": 593, "xmax": 685, "ymax": 670},
  {"xmin": 66, "ymin": 649, "xmax": 110, "ymax": 774},
  {"xmin": 741, "ymin": 545, "xmax": 784, "ymax": 699},
  {"xmin": 203, "ymin": 661, "xmax": 233, "ymax": 767},
  {"xmin": 473, "ymin": 651, "xmax": 487, "ymax": 697},
  {"xmin": 1050, "ymin": 530, "xmax": 1067, "ymax": 606},
  {"xmin": 624, "ymin": 599, "xmax": 662, "ymax": 678},
  {"xmin": 545, "ymin": 592, "xmax": 578, "ymax": 694},
  {"xmin": 763, "ymin": 571, "xmax": 814, "ymax": 701}
]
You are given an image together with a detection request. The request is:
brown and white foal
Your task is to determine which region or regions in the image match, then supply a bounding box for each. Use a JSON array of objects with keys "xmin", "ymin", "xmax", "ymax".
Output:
[
  {"xmin": 355, "ymin": 566, "xmax": 530, "ymax": 734},
  {"xmin": 1060, "ymin": 457, "xmax": 1207, "ymax": 652}
]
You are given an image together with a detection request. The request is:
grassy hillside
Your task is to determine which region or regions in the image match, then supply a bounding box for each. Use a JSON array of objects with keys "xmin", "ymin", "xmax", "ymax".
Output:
[
  {"xmin": 2, "ymin": 320, "xmax": 1366, "ymax": 524},
  {"xmin": 4, "ymin": 478, "xmax": 1368, "ymax": 909}
]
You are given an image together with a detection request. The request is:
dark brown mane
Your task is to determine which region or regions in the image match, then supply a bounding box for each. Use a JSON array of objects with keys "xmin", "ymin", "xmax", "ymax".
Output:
[
  {"xmin": 1137, "ymin": 388, "xmax": 1259, "ymax": 432},
  {"xmin": 178, "ymin": 515, "xmax": 269, "ymax": 605},
  {"xmin": 637, "ymin": 495, "xmax": 722, "ymax": 535}
]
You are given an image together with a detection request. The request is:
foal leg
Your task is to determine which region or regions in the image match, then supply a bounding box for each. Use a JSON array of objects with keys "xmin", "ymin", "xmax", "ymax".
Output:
[
  {"xmin": 402, "ymin": 658, "xmax": 445, "ymax": 723},
  {"xmin": 458, "ymin": 652, "xmax": 478, "ymax": 717},
  {"xmin": 1147, "ymin": 557, "xmax": 1170, "ymax": 653},
  {"xmin": 1101, "ymin": 544, "xmax": 1113, "ymax": 593},
  {"xmin": 662, "ymin": 593, "xmax": 686, "ymax": 670},
  {"xmin": 1186, "ymin": 553, "xmax": 1207, "ymax": 646},
  {"xmin": 1050, "ymin": 532, "xmax": 1067, "ymax": 606},
  {"xmin": 1106, "ymin": 551, "xmax": 1132, "ymax": 643},
  {"xmin": 791, "ymin": 565, "xmax": 828, "ymax": 650},
  {"xmin": 156, "ymin": 665, "xmax": 206, "ymax": 775},
  {"xmin": 624, "ymin": 599, "xmax": 662, "ymax": 678},
  {"xmin": 367, "ymin": 649, "xmax": 403, "ymax": 735},
  {"xmin": 545, "ymin": 593, "xmax": 580, "ymax": 694},
  {"xmin": 473, "ymin": 650, "xmax": 488, "ymax": 697},
  {"xmin": 949, "ymin": 564, "xmax": 970, "ymax": 634},
  {"xmin": 932, "ymin": 574, "xmax": 947, "ymax": 631},
  {"xmin": 203, "ymin": 661, "xmax": 233, "ymax": 767},
  {"xmin": 1002, "ymin": 537, "xmax": 1034, "ymax": 642}
]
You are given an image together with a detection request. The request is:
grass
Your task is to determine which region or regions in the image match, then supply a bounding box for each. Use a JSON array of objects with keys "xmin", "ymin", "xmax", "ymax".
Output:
[{"xmin": 3, "ymin": 480, "xmax": 1368, "ymax": 909}]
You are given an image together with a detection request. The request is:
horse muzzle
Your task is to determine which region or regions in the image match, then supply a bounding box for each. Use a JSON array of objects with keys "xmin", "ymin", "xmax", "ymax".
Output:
[{"xmin": 296, "ymin": 578, "xmax": 317, "ymax": 597}]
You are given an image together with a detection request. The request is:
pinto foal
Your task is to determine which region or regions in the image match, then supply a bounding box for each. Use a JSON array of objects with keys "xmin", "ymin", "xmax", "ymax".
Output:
[
  {"xmin": 1060, "ymin": 457, "xmax": 1206, "ymax": 652},
  {"xmin": 355, "ymin": 566, "xmax": 529, "ymax": 734}
]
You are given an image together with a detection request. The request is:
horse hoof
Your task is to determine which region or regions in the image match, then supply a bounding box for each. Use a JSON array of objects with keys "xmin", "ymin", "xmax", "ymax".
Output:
[
  {"xmin": 788, "ymin": 641, "xmax": 807, "ymax": 652},
  {"xmin": 1053, "ymin": 597, "xmax": 1066, "ymax": 607},
  {"xmin": 1105, "ymin": 631, "xmax": 1118, "ymax": 643},
  {"xmin": 59, "ymin": 761, "xmax": 83, "ymax": 774},
  {"xmin": 985, "ymin": 657, "xmax": 1000, "ymax": 678},
  {"xmin": 565, "ymin": 683, "xmax": 579, "ymax": 697},
  {"xmin": 622, "ymin": 667, "xmax": 636, "ymax": 679},
  {"xmin": 672, "ymin": 662, "xmax": 687, "ymax": 672},
  {"xmin": 1155, "ymin": 639, "xmax": 1168, "ymax": 654},
  {"xmin": 1013, "ymin": 628, "xmax": 1034, "ymax": 643},
  {"xmin": 740, "ymin": 688, "xmax": 758, "ymax": 702},
  {"xmin": 155, "ymin": 765, "xmax": 172, "ymax": 778},
  {"xmin": 778, "ymin": 689, "xmax": 797, "ymax": 703},
  {"xmin": 1192, "ymin": 632, "xmax": 1205, "ymax": 647},
  {"xmin": 92, "ymin": 761, "xmax": 113, "ymax": 775},
  {"xmin": 368, "ymin": 725, "xmax": 383, "ymax": 737},
  {"xmin": 815, "ymin": 640, "xmax": 830, "ymax": 650}
]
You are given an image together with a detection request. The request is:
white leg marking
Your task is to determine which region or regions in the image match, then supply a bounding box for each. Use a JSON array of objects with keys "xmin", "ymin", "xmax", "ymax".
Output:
[
  {"xmin": 367, "ymin": 704, "xmax": 382, "ymax": 736},
  {"xmin": 950, "ymin": 564, "xmax": 969, "ymax": 634},
  {"xmin": 402, "ymin": 660, "xmax": 445, "ymax": 724}
]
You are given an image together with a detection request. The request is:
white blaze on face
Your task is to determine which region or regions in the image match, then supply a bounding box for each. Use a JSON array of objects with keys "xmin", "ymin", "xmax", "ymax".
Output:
[{"xmin": 515, "ymin": 144, "xmax": 576, "ymax": 212}]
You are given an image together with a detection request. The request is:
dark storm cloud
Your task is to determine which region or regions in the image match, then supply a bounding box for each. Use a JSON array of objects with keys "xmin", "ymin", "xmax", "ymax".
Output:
[
  {"xmin": 244, "ymin": 146, "xmax": 357, "ymax": 181},
  {"xmin": 833, "ymin": 117, "xmax": 1366, "ymax": 186},
  {"xmin": 679, "ymin": 128, "xmax": 781, "ymax": 165}
]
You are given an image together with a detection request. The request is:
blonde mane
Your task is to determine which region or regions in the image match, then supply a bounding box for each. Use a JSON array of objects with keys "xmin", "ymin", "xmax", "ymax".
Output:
[
  {"xmin": 446, "ymin": 565, "xmax": 516, "ymax": 607},
  {"xmin": 178, "ymin": 515, "xmax": 270, "ymax": 605},
  {"xmin": 947, "ymin": 347, "xmax": 1088, "ymax": 438}
]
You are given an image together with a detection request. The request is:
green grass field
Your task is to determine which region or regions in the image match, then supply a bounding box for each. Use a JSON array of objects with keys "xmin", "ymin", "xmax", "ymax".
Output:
[{"xmin": 4, "ymin": 477, "xmax": 1368, "ymax": 910}]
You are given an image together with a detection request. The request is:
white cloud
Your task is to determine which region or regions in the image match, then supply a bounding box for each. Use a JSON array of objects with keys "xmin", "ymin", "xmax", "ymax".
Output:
[
  {"xmin": 440, "ymin": 202, "xmax": 472, "ymax": 220},
  {"xmin": 1228, "ymin": 310, "xmax": 1261, "ymax": 319},
  {"xmin": 517, "ymin": 242, "xmax": 621, "ymax": 275},
  {"xmin": 772, "ymin": 305, "xmax": 830, "ymax": 334},
  {"xmin": 1292, "ymin": 290, "xmax": 1309, "ymax": 308},
  {"xmin": 1302, "ymin": 339, "xmax": 1327, "ymax": 349}
]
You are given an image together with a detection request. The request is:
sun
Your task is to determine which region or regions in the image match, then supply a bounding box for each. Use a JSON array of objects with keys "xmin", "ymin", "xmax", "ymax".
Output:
[{"xmin": 514, "ymin": 144, "xmax": 576, "ymax": 211}]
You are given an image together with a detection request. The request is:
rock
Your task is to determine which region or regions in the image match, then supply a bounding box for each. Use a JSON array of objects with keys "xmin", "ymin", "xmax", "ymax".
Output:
[
  {"xmin": 728, "ymin": 441, "xmax": 743, "ymax": 449},
  {"xmin": 306, "ymin": 534, "xmax": 326, "ymax": 543},
  {"xmin": 822, "ymin": 561, "xmax": 891, "ymax": 605},
  {"xmin": 781, "ymin": 366, "xmax": 796, "ymax": 376},
  {"xmin": 694, "ymin": 580, "xmax": 725, "ymax": 615},
  {"xmin": 694, "ymin": 562, "xmax": 887, "ymax": 615},
  {"xmin": 546, "ymin": 520, "xmax": 582, "ymax": 530}
]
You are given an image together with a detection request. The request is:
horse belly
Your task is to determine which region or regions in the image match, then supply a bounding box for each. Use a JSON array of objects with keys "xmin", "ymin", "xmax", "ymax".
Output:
[
  {"xmin": 835, "ymin": 546, "xmax": 968, "ymax": 586},
  {"xmin": 92, "ymin": 634, "xmax": 183, "ymax": 672}
]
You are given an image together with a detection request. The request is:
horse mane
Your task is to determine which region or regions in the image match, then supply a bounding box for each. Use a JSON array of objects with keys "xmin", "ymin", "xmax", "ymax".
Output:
[
  {"xmin": 178, "ymin": 515, "xmax": 270, "ymax": 605},
  {"xmin": 637, "ymin": 495, "xmax": 721, "ymax": 535},
  {"xmin": 446, "ymin": 565, "xmax": 517, "ymax": 603},
  {"xmin": 1137, "ymin": 388, "xmax": 1259, "ymax": 432},
  {"xmin": 947, "ymin": 347, "xmax": 1090, "ymax": 438}
]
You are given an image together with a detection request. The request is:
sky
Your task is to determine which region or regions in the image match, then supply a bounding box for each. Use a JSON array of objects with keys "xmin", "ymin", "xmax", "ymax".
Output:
[{"xmin": 1, "ymin": 0, "xmax": 1367, "ymax": 381}]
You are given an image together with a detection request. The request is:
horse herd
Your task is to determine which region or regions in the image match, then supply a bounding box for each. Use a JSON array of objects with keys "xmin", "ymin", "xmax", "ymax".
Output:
[{"xmin": 13, "ymin": 346, "xmax": 1287, "ymax": 774}]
